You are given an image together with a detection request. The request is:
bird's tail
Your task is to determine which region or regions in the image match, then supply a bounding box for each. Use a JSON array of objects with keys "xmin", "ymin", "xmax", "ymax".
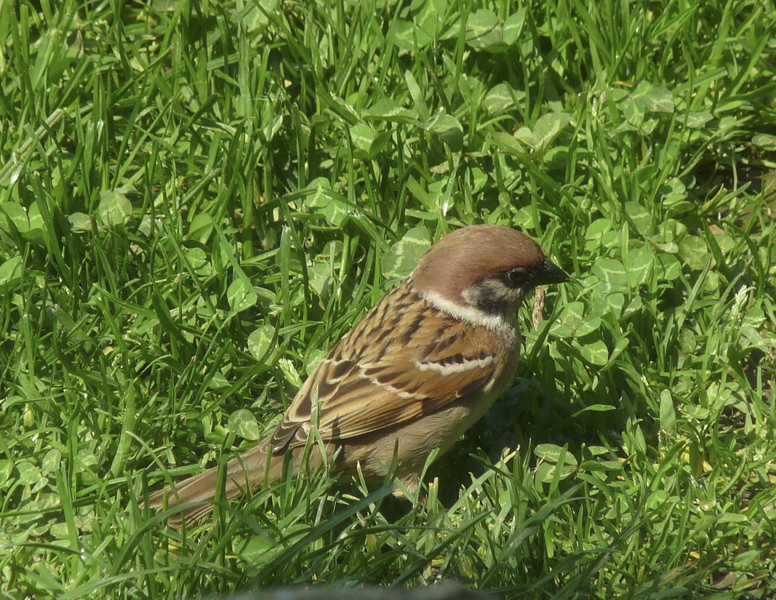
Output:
[{"xmin": 146, "ymin": 442, "xmax": 281, "ymax": 527}]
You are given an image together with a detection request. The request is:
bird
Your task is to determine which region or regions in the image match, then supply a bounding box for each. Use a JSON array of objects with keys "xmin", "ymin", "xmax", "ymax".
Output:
[{"xmin": 146, "ymin": 224, "xmax": 570, "ymax": 525}]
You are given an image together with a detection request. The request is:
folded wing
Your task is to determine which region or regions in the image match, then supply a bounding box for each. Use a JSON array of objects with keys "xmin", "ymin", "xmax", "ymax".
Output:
[{"xmin": 269, "ymin": 283, "xmax": 504, "ymax": 451}]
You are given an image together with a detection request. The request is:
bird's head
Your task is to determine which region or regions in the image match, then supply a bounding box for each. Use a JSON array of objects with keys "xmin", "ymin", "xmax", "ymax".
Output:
[{"xmin": 410, "ymin": 224, "xmax": 570, "ymax": 327}]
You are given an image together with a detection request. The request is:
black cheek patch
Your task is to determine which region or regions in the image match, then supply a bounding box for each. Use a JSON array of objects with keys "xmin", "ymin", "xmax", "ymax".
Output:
[{"xmin": 471, "ymin": 281, "xmax": 509, "ymax": 314}]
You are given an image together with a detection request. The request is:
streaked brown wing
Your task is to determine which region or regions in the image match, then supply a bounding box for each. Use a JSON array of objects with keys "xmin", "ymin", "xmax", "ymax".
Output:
[{"xmin": 269, "ymin": 282, "xmax": 505, "ymax": 452}]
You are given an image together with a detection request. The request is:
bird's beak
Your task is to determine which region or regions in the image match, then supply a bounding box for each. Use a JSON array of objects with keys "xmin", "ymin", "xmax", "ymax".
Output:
[{"xmin": 533, "ymin": 257, "xmax": 571, "ymax": 286}]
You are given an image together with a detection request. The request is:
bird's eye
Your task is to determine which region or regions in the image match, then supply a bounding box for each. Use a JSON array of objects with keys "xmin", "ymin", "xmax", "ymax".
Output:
[{"xmin": 506, "ymin": 267, "xmax": 529, "ymax": 288}]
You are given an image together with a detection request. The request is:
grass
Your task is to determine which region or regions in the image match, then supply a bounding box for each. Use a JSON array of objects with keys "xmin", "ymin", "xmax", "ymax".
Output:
[{"xmin": 1, "ymin": 0, "xmax": 775, "ymax": 597}]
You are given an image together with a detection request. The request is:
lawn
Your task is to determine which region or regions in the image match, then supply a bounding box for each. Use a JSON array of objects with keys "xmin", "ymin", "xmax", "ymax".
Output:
[{"xmin": 1, "ymin": 0, "xmax": 775, "ymax": 598}]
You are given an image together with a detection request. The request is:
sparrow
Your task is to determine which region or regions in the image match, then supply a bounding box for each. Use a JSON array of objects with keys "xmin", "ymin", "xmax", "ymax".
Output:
[{"xmin": 147, "ymin": 224, "xmax": 570, "ymax": 525}]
